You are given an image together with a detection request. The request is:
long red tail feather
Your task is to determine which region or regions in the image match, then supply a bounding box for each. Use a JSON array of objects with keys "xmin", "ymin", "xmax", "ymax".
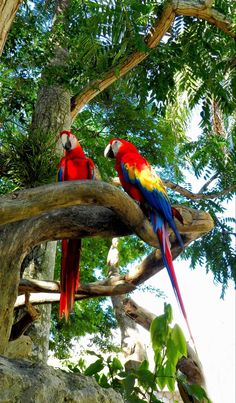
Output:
[
  {"xmin": 157, "ymin": 228, "xmax": 196, "ymax": 349},
  {"xmin": 59, "ymin": 239, "xmax": 81, "ymax": 320}
]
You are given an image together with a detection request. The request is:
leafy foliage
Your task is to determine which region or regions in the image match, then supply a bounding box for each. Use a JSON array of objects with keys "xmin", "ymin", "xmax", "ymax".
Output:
[
  {"xmin": 1, "ymin": 129, "xmax": 58, "ymax": 188},
  {"xmin": 66, "ymin": 304, "xmax": 210, "ymax": 402}
]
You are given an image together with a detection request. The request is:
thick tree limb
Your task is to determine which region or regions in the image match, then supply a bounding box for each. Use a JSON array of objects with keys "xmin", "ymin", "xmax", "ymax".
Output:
[
  {"xmin": 10, "ymin": 293, "xmax": 41, "ymax": 341},
  {"xmin": 0, "ymin": 181, "xmax": 159, "ymax": 247},
  {"xmin": 0, "ymin": 180, "xmax": 214, "ymax": 249},
  {"xmin": 0, "ymin": 0, "xmax": 23, "ymax": 55},
  {"xmin": 70, "ymin": 0, "xmax": 234, "ymax": 120},
  {"xmin": 173, "ymin": 0, "xmax": 233, "ymax": 36}
]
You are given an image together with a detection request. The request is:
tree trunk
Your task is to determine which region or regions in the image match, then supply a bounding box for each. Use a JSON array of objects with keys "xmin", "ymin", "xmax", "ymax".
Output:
[
  {"xmin": 22, "ymin": 242, "xmax": 57, "ymax": 362},
  {"xmin": 107, "ymin": 238, "xmax": 147, "ymax": 371},
  {"xmin": 0, "ymin": 222, "xmax": 25, "ymax": 354}
]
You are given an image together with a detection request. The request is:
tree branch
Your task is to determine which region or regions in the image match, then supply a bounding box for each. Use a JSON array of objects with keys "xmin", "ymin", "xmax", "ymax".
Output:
[
  {"xmin": 16, "ymin": 230, "xmax": 209, "ymax": 308},
  {"xmin": 0, "ymin": 181, "xmax": 159, "ymax": 247},
  {"xmin": 173, "ymin": 0, "xmax": 233, "ymax": 36},
  {"xmin": 111, "ymin": 176, "xmax": 235, "ymax": 200},
  {"xmin": 1, "ymin": 181, "xmax": 213, "ymax": 314},
  {"xmin": 164, "ymin": 179, "xmax": 235, "ymax": 200},
  {"xmin": 197, "ymin": 173, "xmax": 219, "ymax": 194},
  {"xmin": 0, "ymin": 0, "xmax": 23, "ymax": 56},
  {"xmin": 70, "ymin": 0, "xmax": 234, "ymax": 120},
  {"xmin": 15, "ymin": 283, "xmax": 136, "ymax": 308}
]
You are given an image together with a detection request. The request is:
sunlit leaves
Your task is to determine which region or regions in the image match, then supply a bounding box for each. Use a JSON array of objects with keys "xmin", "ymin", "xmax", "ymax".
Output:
[{"xmin": 151, "ymin": 304, "xmax": 187, "ymax": 392}]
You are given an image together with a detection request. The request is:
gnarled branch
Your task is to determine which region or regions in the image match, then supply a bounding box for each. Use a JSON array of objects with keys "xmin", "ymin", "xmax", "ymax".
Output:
[{"xmin": 0, "ymin": 181, "xmax": 214, "ymax": 250}]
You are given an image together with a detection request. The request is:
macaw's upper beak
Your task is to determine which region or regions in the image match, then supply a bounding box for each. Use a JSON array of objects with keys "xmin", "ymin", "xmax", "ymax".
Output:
[
  {"xmin": 64, "ymin": 138, "xmax": 72, "ymax": 151},
  {"xmin": 104, "ymin": 144, "xmax": 115, "ymax": 159}
]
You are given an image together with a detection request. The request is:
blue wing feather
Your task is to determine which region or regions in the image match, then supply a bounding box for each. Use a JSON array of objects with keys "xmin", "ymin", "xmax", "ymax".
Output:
[{"xmin": 58, "ymin": 167, "xmax": 64, "ymax": 182}]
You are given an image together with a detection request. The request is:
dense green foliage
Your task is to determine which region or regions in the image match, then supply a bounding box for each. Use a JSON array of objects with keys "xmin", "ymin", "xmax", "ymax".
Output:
[{"xmin": 0, "ymin": 0, "xmax": 235, "ymax": 361}]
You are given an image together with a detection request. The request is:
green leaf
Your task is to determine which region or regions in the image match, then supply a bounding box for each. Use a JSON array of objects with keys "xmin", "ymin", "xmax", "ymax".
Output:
[
  {"xmin": 138, "ymin": 359, "xmax": 149, "ymax": 371},
  {"xmin": 136, "ymin": 368, "xmax": 156, "ymax": 390},
  {"xmin": 150, "ymin": 315, "xmax": 168, "ymax": 352},
  {"xmin": 164, "ymin": 303, "xmax": 173, "ymax": 323},
  {"xmin": 99, "ymin": 373, "xmax": 110, "ymax": 388},
  {"xmin": 84, "ymin": 358, "xmax": 104, "ymax": 376},
  {"xmin": 164, "ymin": 360, "xmax": 176, "ymax": 392},
  {"xmin": 123, "ymin": 373, "xmax": 136, "ymax": 396},
  {"xmin": 111, "ymin": 357, "xmax": 123, "ymax": 373},
  {"xmin": 166, "ymin": 337, "xmax": 179, "ymax": 365},
  {"xmin": 156, "ymin": 365, "xmax": 166, "ymax": 390},
  {"xmin": 185, "ymin": 383, "xmax": 212, "ymax": 402},
  {"xmin": 171, "ymin": 324, "xmax": 187, "ymax": 356}
]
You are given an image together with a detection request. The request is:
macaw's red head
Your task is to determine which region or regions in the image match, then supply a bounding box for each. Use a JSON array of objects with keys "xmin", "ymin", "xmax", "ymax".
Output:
[
  {"xmin": 104, "ymin": 138, "xmax": 139, "ymax": 159},
  {"xmin": 60, "ymin": 130, "xmax": 81, "ymax": 151}
]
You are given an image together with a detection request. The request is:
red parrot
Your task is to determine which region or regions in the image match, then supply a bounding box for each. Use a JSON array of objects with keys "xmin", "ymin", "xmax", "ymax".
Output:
[
  {"xmin": 58, "ymin": 130, "xmax": 94, "ymax": 320},
  {"xmin": 104, "ymin": 138, "xmax": 195, "ymax": 344}
]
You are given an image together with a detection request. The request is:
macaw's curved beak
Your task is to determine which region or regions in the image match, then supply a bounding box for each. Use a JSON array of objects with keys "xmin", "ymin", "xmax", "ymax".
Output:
[
  {"xmin": 64, "ymin": 138, "xmax": 72, "ymax": 151},
  {"xmin": 104, "ymin": 144, "xmax": 115, "ymax": 159}
]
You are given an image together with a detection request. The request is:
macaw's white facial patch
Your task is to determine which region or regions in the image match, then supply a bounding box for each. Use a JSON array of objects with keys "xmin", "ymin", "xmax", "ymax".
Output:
[
  {"xmin": 60, "ymin": 133, "xmax": 69, "ymax": 147},
  {"xmin": 111, "ymin": 140, "xmax": 123, "ymax": 156},
  {"xmin": 68, "ymin": 134, "xmax": 79, "ymax": 150},
  {"xmin": 61, "ymin": 133, "xmax": 79, "ymax": 150}
]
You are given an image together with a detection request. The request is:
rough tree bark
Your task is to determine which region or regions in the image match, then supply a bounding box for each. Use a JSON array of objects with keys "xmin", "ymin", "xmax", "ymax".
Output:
[{"xmin": 107, "ymin": 238, "xmax": 147, "ymax": 371}]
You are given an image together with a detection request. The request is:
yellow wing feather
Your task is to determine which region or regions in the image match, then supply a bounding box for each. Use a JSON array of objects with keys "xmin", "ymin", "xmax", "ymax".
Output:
[{"xmin": 135, "ymin": 166, "xmax": 168, "ymax": 197}]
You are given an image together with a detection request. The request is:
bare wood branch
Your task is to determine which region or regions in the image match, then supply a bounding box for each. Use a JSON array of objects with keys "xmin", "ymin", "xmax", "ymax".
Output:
[
  {"xmin": 15, "ymin": 283, "xmax": 136, "ymax": 308},
  {"xmin": 9, "ymin": 297, "xmax": 40, "ymax": 341},
  {"xmin": 123, "ymin": 298, "xmax": 155, "ymax": 331},
  {"xmin": 197, "ymin": 173, "xmax": 219, "ymax": 194},
  {"xmin": 111, "ymin": 176, "xmax": 235, "ymax": 201},
  {"xmin": 173, "ymin": 0, "xmax": 233, "ymax": 36},
  {"xmin": 70, "ymin": 3, "xmax": 175, "ymax": 120},
  {"xmin": 70, "ymin": 0, "xmax": 234, "ymax": 120},
  {"xmin": 164, "ymin": 179, "xmax": 235, "ymax": 200},
  {"xmin": 18, "ymin": 278, "xmax": 136, "ymax": 295},
  {"xmin": 0, "ymin": 0, "xmax": 23, "ymax": 55}
]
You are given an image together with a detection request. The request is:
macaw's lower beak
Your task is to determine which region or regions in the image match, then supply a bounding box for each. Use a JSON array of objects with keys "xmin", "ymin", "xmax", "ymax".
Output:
[{"xmin": 104, "ymin": 144, "xmax": 115, "ymax": 159}]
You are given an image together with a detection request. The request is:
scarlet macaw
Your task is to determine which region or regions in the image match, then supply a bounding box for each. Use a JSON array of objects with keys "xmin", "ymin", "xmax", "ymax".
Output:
[
  {"xmin": 58, "ymin": 130, "xmax": 94, "ymax": 319},
  {"xmin": 104, "ymin": 138, "xmax": 194, "ymax": 342}
]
